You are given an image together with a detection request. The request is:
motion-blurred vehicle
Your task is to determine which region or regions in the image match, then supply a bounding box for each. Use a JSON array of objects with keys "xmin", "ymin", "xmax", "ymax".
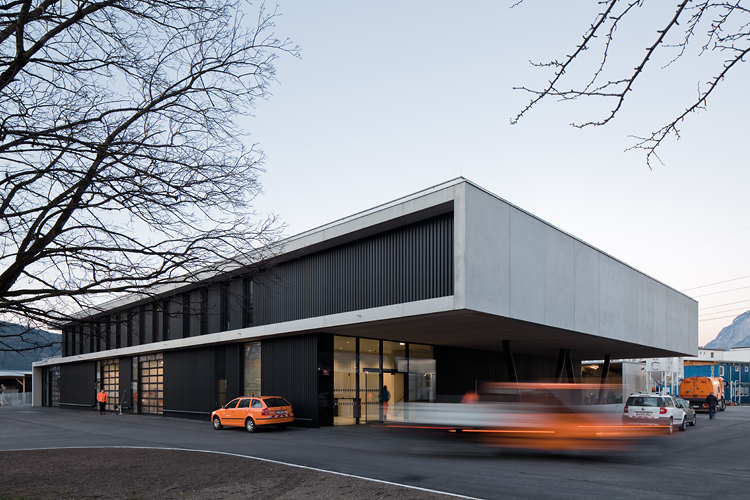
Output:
[
  {"xmin": 679, "ymin": 376, "xmax": 726, "ymax": 412},
  {"xmin": 388, "ymin": 383, "xmax": 660, "ymax": 451},
  {"xmin": 211, "ymin": 396, "xmax": 293, "ymax": 432},
  {"xmin": 622, "ymin": 393, "xmax": 687, "ymax": 433},
  {"xmin": 676, "ymin": 398, "xmax": 697, "ymax": 426}
]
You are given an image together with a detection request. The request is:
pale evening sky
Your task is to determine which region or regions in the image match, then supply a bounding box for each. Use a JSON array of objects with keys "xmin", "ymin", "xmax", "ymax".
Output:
[{"xmin": 241, "ymin": 1, "xmax": 750, "ymax": 347}]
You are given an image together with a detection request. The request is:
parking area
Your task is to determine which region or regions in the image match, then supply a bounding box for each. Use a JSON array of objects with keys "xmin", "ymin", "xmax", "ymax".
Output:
[{"xmin": 1, "ymin": 405, "xmax": 750, "ymax": 499}]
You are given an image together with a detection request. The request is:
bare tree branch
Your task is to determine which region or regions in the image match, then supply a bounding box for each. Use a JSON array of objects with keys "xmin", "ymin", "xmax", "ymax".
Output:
[
  {"xmin": 0, "ymin": 0, "xmax": 298, "ymax": 350},
  {"xmin": 511, "ymin": 0, "xmax": 750, "ymax": 166}
]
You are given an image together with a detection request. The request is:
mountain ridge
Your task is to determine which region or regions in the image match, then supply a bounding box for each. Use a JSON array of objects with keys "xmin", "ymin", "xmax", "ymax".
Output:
[{"xmin": 704, "ymin": 310, "xmax": 750, "ymax": 350}]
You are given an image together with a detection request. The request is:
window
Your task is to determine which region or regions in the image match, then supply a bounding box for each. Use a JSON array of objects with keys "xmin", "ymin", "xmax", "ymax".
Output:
[
  {"xmin": 220, "ymin": 283, "xmax": 229, "ymax": 332},
  {"xmin": 626, "ymin": 397, "xmax": 658, "ymax": 407},
  {"xmin": 735, "ymin": 365, "xmax": 740, "ymax": 372},
  {"xmin": 745, "ymin": 366, "xmax": 748, "ymax": 373},
  {"xmin": 243, "ymin": 342, "xmax": 261, "ymax": 396},
  {"xmin": 139, "ymin": 353, "xmax": 163, "ymax": 414},
  {"xmin": 242, "ymin": 278, "xmax": 253, "ymax": 328},
  {"xmin": 262, "ymin": 397, "xmax": 290, "ymax": 408},
  {"xmin": 720, "ymin": 366, "xmax": 725, "ymax": 376},
  {"xmin": 49, "ymin": 365, "xmax": 60, "ymax": 407},
  {"xmin": 238, "ymin": 398, "xmax": 250, "ymax": 408},
  {"xmin": 251, "ymin": 399, "xmax": 263, "ymax": 408}
]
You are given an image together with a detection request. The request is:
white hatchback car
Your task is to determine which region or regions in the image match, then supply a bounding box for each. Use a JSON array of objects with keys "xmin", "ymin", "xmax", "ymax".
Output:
[{"xmin": 622, "ymin": 393, "xmax": 687, "ymax": 433}]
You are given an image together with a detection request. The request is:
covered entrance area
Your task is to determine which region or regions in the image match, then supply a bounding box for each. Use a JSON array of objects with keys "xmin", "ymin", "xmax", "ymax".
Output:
[{"xmin": 333, "ymin": 335, "xmax": 435, "ymax": 425}]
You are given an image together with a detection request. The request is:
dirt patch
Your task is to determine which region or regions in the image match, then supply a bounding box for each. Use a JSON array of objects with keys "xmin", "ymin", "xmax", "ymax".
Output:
[{"xmin": 0, "ymin": 448, "xmax": 460, "ymax": 500}]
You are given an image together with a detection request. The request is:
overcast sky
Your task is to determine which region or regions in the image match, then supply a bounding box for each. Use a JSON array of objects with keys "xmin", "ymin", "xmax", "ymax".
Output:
[{"xmin": 243, "ymin": 1, "xmax": 750, "ymax": 347}]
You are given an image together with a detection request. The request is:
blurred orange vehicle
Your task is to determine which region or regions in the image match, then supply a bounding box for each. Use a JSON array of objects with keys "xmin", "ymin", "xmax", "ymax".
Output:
[
  {"xmin": 387, "ymin": 383, "xmax": 662, "ymax": 452},
  {"xmin": 211, "ymin": 396, "xmax": 294, "ymax": 433}
]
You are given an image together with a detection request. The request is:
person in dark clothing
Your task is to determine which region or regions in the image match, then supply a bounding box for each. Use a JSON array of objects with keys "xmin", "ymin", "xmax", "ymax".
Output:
[{"xmin": 706, "ymin": 393, "xmax": 718, "ymax": 419}]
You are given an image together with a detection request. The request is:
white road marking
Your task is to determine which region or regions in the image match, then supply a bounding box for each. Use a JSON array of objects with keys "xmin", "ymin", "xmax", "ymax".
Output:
[{"xmin": 5, "ymin": 446, "xmax": 484, "ymax": 500}]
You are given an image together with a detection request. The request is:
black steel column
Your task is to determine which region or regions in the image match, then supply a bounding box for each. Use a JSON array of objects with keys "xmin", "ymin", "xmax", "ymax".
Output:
[
  {"xmin": 598, "ymin": 355, "xmax": 611, "ymax": 403},
  {"xmin": 555, "ymin": 349, "xmax": 568, "ymax": 383},
  {"xmin": 502, "ymin": 340, "xmax": 518, "ymax": 383},
  {"xmin": 564, "ymin": 349, "xmax": 576, "ymax": 383}
]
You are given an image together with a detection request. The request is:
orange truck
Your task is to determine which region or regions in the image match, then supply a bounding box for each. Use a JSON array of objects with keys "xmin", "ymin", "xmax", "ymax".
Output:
[{"xmin": 679, "ymin": 376, "xmax": 726, "ymax": 412}]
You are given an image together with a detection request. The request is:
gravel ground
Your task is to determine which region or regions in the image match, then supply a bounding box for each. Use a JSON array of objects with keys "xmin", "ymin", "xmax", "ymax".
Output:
[{"xmin": 0, "ymin": 448, "xmax": 462, "ymax": 500}]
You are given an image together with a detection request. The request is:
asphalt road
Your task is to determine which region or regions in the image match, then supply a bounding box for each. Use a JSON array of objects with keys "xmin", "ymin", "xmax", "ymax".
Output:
[{"xmin": 1, "ymin": 405, "xmax": 749, "ymax": 499}]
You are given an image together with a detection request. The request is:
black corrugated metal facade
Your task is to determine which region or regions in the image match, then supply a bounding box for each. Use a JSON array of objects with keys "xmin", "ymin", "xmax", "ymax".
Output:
[
  {"xmin": 59, "ymin": 361, "xmax": 96, "ymax": 409},
  {"xmin": 262, "ymin": 334, "xmax": 319, "ymax": 427},
  {"xmin": 163, "ymin": 348, "xmax": 219, "ymax": 419},
  {"xmin": 254, "ymin": 213, "xmax": 454, "ymax": 326},
  {"xmin": 435, "ymin": 346, "xmax": 560, "ymax": 401}
]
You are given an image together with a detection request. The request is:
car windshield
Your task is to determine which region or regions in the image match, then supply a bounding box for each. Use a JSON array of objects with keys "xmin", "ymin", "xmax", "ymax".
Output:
[
  {"xmin": 263, "ymin": 397, "xmax": 290, "ymax": 408},
  {"xmin": 627, "ymin": 396, "xmax": 660, "ymax": 407}
]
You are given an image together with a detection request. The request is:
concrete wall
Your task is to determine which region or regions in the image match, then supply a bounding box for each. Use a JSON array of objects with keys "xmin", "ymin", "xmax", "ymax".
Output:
[{"xmin": 458, "ymin": 182, "xmax": 698, "ymax": 355}]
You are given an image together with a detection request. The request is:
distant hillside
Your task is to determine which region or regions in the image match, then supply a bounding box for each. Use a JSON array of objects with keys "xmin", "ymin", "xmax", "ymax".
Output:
[
  {"xmin": 704, "ymin": 310, "xmax": 750, "ymax": 350},
  {"xmin": 0, "ymin": 322, "xmax": 61, "ymax": 371}
]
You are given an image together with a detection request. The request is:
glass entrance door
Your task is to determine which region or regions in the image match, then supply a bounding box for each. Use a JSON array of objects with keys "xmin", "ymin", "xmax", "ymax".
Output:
[
  {"xmin": 359, "ymin": 369, "xmax": 381, "ymax": 423},
  {"xmin": 359, "ymin": 338, "xmax": 381, "ymax": 423}
]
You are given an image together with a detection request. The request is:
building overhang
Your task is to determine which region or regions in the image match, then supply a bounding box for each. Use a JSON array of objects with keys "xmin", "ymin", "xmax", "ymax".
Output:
[{"xmin": 36, "ymin": 297, "xmax": 691, "ymax": 367}]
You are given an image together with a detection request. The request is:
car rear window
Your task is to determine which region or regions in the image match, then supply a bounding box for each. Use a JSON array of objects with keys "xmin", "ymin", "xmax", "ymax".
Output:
[
  {"xmin": 627, "ymin": 396, "xmax": 660, "ymax": 407},
  {"xmin": 263, "ymin": 397, "xmax": 290, "ymax": 408}
]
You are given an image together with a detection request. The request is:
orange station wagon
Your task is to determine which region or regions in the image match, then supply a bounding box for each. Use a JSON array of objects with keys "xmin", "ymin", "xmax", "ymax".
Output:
[{"xmin": 211, "ymin": 396, "xmax": 294, "ymax": 432}]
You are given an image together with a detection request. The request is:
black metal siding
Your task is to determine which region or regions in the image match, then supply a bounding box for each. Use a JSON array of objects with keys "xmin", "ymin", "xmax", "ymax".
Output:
[
  {"xmin": 435, "ymin": 347, "xmax": 561, "ymax": 401},
  {"xmin": 226, "ymin": 343, "xmax": 241, "ymax": 401},
  {"xmin": 317, "ymin": 334, "xmax": 334, "ymax": 427},
  {"xmin": 59, "ymin": 362, "xmax": 96, "ymax": 409},
  {"xmin": 255, "ymin": 213, "xmax": 453, "ymax": 325},
  {"xmin": 262, "ymin": 334, "xmax": 318, "ymax": 427},
  {"xmin": 164, "ymin": 348, "xmax": 216, "ymax": 420},
  {"xmin": 119, "ymin": 357, "xmax": 132, "ymax": 412}
]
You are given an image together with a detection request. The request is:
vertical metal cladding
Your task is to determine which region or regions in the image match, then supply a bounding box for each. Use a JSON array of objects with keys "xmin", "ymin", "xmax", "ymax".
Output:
[
  {"xmin": 164, "ymin": 348, "xmax": 217, "ymax": 418},
  {"xmin": 254, "ymin": 212, "xmax": 454, "ymax": 326},
  {"xmin": 59, "ymin": 361, "xmax": 96, "ymax": 408},
  {"xmin": 435, "ymin": 347, "xmax": 561, "ymax": 399},
  {"xmin": 262, "ymin": 334, "xmax": 318, "ymax": 427}
]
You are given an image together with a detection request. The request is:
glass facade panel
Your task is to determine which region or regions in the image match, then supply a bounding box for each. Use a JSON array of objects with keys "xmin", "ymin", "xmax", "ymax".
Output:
[
  {"xmin": 49, "ymin": 365, "xmax": 60, "ymax": 407},
  {"xmin": 138, "ymin": 353, "xmax": 163, "ymax": 414},
  {"xmin": 408, "ymin": 344, "xmax": 435, "ymax": 403},
  {"xmin": 101, "ymin": 359, "xmax": 119, "ymax": 411},
  {"xmin": 333, "ymin": 336, "xmax": 357, "ymax": 425},
  {"xmin": 243, "ymin": 341, "xmax": 261, "ymax": 396},
  {"xmin": 333, "ymin": 337, "xmax": 435, "ymax": 425},
  {"xmin": 359, "ymin": 338, "xmax": 380, "ymax": 423},
  {"xmin": 382, "ymin": 341, "xmax": 406, "ymax": 421}
]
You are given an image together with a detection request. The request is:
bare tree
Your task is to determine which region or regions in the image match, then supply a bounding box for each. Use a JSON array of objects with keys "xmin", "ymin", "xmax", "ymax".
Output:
[
  {"xmin": 511, "ymin": 0, "xmax": 750, "ymax": 167},
  {"xmin": 0, "ymin": 0, "xmax": 297, "ymax": 351}
]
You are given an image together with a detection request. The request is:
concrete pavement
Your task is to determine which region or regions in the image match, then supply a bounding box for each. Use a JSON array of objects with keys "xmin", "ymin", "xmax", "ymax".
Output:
[{"xmin": 2, "ymin": 405, "xmax": 749, "ymax": 499}]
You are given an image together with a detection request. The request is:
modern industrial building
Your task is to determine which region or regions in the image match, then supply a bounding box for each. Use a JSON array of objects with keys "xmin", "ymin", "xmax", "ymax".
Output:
[{"xmin": 33, "ymin": 179, "xmax": 698, "ymax": 426}]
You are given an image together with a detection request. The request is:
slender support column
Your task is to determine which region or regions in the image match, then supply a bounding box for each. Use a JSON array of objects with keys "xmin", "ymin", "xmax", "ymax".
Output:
[
  {"xmin": 555, "ymin": 349, "xmax": 568, "ymax": 383},
  {"xmin": 564, "ymin": 349, "xmax": 576, "ymax": 383},
  {"xmin": 598, "ymin": 355, "xmax": 611, "ymax": 403},
  {"xmin": 502, "ymin": 340, "xmax": 518, "ymax": 383}
]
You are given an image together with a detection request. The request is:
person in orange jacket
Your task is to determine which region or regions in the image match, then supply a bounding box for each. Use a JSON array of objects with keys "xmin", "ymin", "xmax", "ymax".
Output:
[{"xmin": 97, "ymin": 389, "xmax": 108, "ymax": 415}]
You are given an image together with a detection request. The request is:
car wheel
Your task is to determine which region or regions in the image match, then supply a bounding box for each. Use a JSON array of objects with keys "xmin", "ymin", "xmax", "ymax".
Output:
[
  {"xmin": 691, "ymin": 414, "xmax": 697, "ymax": 426},
  {"xmin": 666, "ymin": 418, "xmax": 673, "ymax": 434},
  {"xmin": 212, "ymin": 416, "xmax": 223, "ymax": 430},
  {"xmin": 679, "ymin": 418, "xmax": 687, "ymax": 432},
  {"xmin": 245, "ymin": 418, "xmax": 256, "ymax": 433},
  {"xmin": 719, "ymin": 399, "xmax": 726, "ymax": 411}
]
